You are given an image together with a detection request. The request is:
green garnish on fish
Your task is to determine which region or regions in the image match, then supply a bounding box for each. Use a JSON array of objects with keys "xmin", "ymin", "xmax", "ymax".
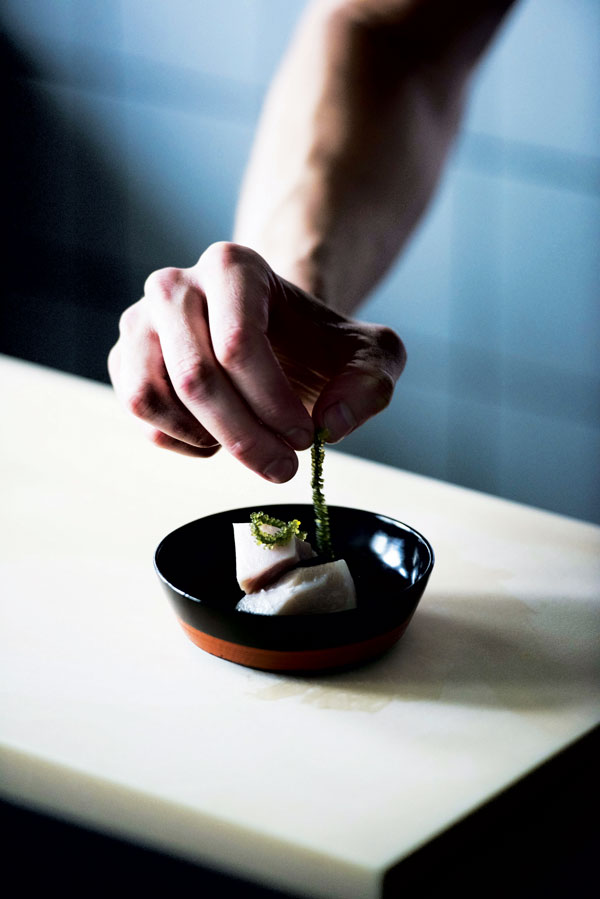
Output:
[
  {"xmin": 249, "ymin": 429, "xmax": 334, "ymax": 559},
  {"xmin": 250, "ymin": 511, "xmax": 307, "ymax": 548}
]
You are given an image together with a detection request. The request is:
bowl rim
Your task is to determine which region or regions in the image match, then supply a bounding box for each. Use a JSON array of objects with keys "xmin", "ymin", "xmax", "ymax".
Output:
[{"xmin": 154, "ymin": 503, "xmax": 435, "ymax": 617}]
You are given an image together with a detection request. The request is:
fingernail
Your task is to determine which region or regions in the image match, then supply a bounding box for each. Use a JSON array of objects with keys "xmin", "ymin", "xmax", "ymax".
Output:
[
  {"xmin": 283, "ymin": 427, "xmax": 313, "ymax": 450},
  {"xmin": 322, "ymin": 402, "xmax": 357, "ymax": 443},
  {"xmin": 264, "ymin": 456, "xmax": 296, "ymax": 483}
]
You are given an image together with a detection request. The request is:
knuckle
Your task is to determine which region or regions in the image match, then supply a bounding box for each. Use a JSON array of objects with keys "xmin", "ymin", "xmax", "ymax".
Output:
[
  {"xmin": 216, "ymin": 325, "xmax": 254, "ymax": 371},
  {"xmin": 126, "ymin": 382, "xmax": 162, "ymax": 420},
  {"xmin": 175, "ymin": 358, "xmax": 218, "ymax": 404},
  {"xmin": 118, "ymin": 304, "xmax": 140, "ymax": 336},
  {"xmin": 360, "ymin": 323, "xmax": 406, "ymax": 379},
  {"xmin": 199, "ymin": 241, "xmax": 264, "ymax": 274},
  {"xmin": 376, "ymin": 324, "xmax": 405, "ymax": 361},
  {"xmin": 200, "ymin": 241, "xmax": 234, "ymax": 269},
  {"xmin": 200, "ymin": 241, "xmax": 237, "ymax": 269},
  {"xmin": 144, "ymin": 266, "xmax": 184, "ymax": 300},
  {"xmin": 228, "ymin": 432, "xmax": 260, "ymax": 464}
]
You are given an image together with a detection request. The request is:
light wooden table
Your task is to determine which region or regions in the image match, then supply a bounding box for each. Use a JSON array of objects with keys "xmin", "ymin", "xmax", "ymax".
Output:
[{"xmin": 1, "ymin": 355, "xmax": 599, "ymax": 899}]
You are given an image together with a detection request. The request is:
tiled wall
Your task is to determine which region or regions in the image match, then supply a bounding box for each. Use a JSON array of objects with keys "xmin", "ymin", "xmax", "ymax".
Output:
[{"xmin": 3, "ymin": 1, "xmax": 599, "ymax": 522}]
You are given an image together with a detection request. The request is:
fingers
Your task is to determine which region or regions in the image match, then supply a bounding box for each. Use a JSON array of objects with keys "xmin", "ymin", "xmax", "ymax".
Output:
[
  {"xmin": 312, "ymin": 324, "xmax": 406, "ymax": 443},
  {"xmin": 109, "ymin": 243, "xmax": 406, "ymax": 478},
  {"xmin": 146, "ymin": 260, "xmax": 303, "ymax": 483},
  {"xmin": 198, "ymin": 243, "xmax": 314, "ymax": 450},
  {"xmin": 110, "ymin": 299, "xmax": 220, "ymax": 451}
]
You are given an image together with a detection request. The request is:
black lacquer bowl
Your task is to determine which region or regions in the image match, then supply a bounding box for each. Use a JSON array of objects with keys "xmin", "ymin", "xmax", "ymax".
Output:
[{"xmin": 155, "ymin": 505, "xmax": 434, "ymax": 673}]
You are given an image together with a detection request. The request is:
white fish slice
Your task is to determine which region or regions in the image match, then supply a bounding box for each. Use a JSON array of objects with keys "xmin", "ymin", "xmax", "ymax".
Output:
[
  {"xmin": 236, "ymin": 559, "xmax": 357, "ymax": 615},
  {"xmin": 233, "ymin": 522, "xmax": 315, "ymax": 594}
]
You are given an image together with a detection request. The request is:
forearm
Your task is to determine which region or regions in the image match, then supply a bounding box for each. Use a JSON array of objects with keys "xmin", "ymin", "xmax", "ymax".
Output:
[{"xmin": 234, "ymin": 0, "xmax": 516, "ymax": 313}]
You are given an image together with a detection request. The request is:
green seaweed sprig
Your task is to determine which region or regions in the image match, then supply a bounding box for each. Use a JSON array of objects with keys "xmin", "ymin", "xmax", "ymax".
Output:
[
  {"xmin": 311, "ymin": 428, "xmax": 334, "ymax": 560},
  {"xmin": 250, "ymin": 511, "xmax": 306, "ymax": 549}
]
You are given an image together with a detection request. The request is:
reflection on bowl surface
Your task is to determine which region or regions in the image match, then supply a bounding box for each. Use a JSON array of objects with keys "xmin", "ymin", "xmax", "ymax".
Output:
[{"xmin": 155, "ymin": 505, "xmax": 434, "ymax": 673}]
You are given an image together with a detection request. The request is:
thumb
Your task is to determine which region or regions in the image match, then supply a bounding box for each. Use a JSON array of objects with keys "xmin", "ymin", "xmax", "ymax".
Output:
[
  {"xmin": 312, "ymin": 369, "xmax": 394, "ymax": 443},
  {"xmin": 312, "ymin": 324, "xmax": 406, "ymax": 443}
]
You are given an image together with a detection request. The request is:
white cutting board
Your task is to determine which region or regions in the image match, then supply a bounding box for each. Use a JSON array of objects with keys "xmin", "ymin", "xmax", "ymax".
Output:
[{"xmin": 1, "ymin": 357, "xmax": 599, "ymax": 899}]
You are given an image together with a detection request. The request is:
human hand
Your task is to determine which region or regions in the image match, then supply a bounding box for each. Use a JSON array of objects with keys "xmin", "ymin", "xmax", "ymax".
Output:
[{"xmin": 108, "ymin": 242, "xmax": 406, "ymax": 482}]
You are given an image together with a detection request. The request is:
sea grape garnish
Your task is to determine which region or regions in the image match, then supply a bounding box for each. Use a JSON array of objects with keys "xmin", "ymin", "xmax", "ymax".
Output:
[
  {"xmin": 311, "ymin": 428, "xmax": 334, "ymax": 560},
  {"xmin": 250, "ymin": 511, "xmax": 307, "ymax": 548}
]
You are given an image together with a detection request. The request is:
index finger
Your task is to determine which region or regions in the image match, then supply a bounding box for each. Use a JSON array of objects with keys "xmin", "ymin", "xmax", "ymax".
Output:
[
  {"xmin": 146, "ymin": 266, "xmax": 302, "ymax": 483},
  {"xmin": 197, "ymin": 243, "xmax": 314, "ymax": 451}
]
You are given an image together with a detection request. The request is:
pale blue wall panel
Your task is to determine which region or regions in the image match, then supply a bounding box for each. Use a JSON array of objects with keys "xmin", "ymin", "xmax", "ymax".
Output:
[
  {"xmin": 341, "ymin": 384, "xmax": 451, "ymax": 482},
  {"xmin": 121, "ymin": 0, "xmax": 258, "ymax": 82},
  {"xmin": 122, "ymin": 101, "xmax": 254, "ymax": 266},
  {"xmin": 398, "ymin": 331, "xmax": 452, "ymax": 397},
  {"xmin": 363, "ymin": 176, "xmax": 456, "ymax": 345},
  {"xmin": 448, "ymin": 168, "xmax": 502, "ymax": 354},
  {"xmin": 1, "ymin": 0, "xmax": 123, "ymax": 53},
  {"xmin": 499, "ymin": 407, "xmax": 600, "ymax": 522},
  {"xmin": 499, "ymin": 179, "xmax": 600, "ymax": 380},
  {"xmin": 463, "ymin": 37, "xmax": 503, "ymax": 138},
  {"xmin": 446, "ymin": 395, "xmax": 503, "ymax": 497},
  {"xmin": 495, "ymin": 0, "xmax": 600, "ymax": 157},
  {"xmin": 1, "ymin": 0, "xmax": 77, "ymax": 43},
  {"xmin": 71, "ymin": 0, "xmax": 122, "ymax": 51}
]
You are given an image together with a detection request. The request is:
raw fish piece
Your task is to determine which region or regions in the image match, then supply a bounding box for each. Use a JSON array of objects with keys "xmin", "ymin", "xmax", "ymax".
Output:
[
  {"xmin": 233, "ymin": 522, "xmax": 315, "ymax": 594},
  {"xmin": 236, "ymin": 559, "xmax": 357, "ymax": 615}
]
